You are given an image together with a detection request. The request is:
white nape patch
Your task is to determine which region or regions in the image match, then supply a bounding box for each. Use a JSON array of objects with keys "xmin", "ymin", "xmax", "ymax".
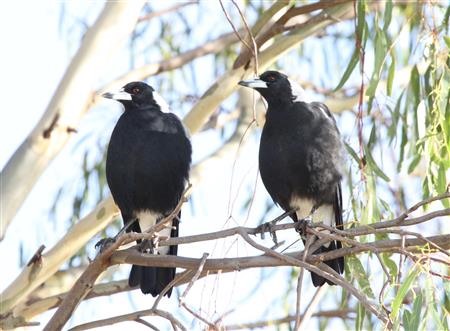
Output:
[
  {"xmin": 153, "ymin": 91, "xmax": 171, "ymax": 113},
  {"xmin": 136, "ymin": 210, "xmax": 171, "ymax": 255},
  {"xmin": 288, "ymin": 78, "xmax": 311, "ymax": 103},
  {"xmin": 290, "ymin": 196, "xmax": 334, "ymax": 247}
]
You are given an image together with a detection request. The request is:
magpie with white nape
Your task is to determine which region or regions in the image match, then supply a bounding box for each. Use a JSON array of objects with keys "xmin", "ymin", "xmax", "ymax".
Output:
[
  {"xmin": 239, "ymin": 71, "xmax": 345, "ymax": 287},
  {"xmin": 101, "ymin": 82, "xmax": 191, "ymax": 296}
]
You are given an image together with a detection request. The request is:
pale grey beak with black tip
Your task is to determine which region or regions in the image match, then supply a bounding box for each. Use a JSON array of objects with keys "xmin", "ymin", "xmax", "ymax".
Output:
[
  {"xmin": 238, "ymin": 78, "xmax": 268, "ymax": 89},
  {"xmin": 102, "ymin": 88, "xmax": 132, "ymax": 101}
]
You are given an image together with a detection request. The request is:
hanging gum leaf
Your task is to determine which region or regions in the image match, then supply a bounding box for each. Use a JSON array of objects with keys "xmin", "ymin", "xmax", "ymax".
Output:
[
  {"xmin": 347, "ymin": 255, "xmax": 375, "ymax": 299},
  {"xmin": 391, "ymin": 265, "xmax": 420, "ymax": 321}
]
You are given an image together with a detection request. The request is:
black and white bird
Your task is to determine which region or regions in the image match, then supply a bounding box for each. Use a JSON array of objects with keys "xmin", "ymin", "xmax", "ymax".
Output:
[
  {"xmin": 239, "ymin": 71, "xmax": 345, "ymax": 286},
  {"xmin": 101, "ymin": 82, "xmax": 192, "ymax": 296}
]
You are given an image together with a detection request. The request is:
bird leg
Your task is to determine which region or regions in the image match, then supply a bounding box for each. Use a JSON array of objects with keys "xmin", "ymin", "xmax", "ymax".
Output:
[
  {"xmin": 295, "ymin": 205, "xmax": 318, "ymax": 238},
  {"xmin": 95, "ymin": 218, "xmax": 137, "ymax": 252},
  {"xmin": 138, "ymin": 238, "xmax": 155, "ymax": 254},
  {"xmin": 138, "ymin": 219, "xmax": 172, "ymax": 255},
  {"xmin": 257, "ymin": 209, "xmax": 296, "ymax": 244}
]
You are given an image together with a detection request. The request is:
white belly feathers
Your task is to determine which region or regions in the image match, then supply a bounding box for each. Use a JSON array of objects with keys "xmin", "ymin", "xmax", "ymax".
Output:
[{"xmin": 136, "ymin": 210, "xmax": 172, "ymax": 255}]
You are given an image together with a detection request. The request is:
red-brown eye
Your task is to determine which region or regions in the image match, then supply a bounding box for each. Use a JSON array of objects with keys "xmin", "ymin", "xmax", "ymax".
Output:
[
  {"xmin": 266, "ymin": 75, "xmax": 276, "ymax": 82},
  {"xmin": 132, "ymin": 87, "xmax": 140, "ymax": 94}
]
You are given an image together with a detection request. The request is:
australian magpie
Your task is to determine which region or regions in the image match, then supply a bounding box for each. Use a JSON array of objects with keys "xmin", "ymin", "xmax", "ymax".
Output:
[
  {"xmin": 101, "ymin": 82, "xmax": 192, "ymax": 296},
  {"xmin": 239, "ymin": 71, "xmax": 345, "ymax": 286}
]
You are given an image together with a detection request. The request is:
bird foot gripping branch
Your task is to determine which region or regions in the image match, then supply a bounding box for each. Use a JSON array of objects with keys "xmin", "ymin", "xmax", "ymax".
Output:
[
  {"xmin": 94, "ymin": 237, "xmax": 116, "ymax": 253},
  {"xmin": 100, "ymin": 81, "xmax": 192, "ymax": 296},
  {"xmin": 256, "ymin": 209, "xmax": 298, "ymax": 244},
  {"xmin": 239, "ymin": 71, "xmax": 345, "ymax": 287},
  {"xmin": 256, "ymin": 221, "xmax": 279, "ymax": 245},
  {"xmin": 294, "ymin": 218, "xmax": 310, "ymax": 240},
  {"xmin": 95, "ymin": 217, "xmax": 138, "ymax": 253}
]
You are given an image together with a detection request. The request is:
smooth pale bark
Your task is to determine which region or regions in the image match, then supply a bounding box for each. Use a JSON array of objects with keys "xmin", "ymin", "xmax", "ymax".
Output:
[
  {"xmin": 183, "ymin": 2, "xmax": 353, "ymax": 133},
  {"xmin": 0, "ymin": 1, "xmax": 145, "ymax": 240},
  {"xmin": 0, "ymin": 0, "xmax": 355, "ymax": 322},
  {"xmin": 0, "ymin": 197, "xmax": 119, "ymax": 316}
]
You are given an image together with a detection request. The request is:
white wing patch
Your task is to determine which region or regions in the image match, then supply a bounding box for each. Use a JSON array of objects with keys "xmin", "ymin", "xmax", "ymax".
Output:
[
  {"xmin": 136, "ymin": 210, "xmax": 171, "ymax": 255},
  {"xmin": 288, "ymin": 78, "xmax": 311, "ymax": 103}
]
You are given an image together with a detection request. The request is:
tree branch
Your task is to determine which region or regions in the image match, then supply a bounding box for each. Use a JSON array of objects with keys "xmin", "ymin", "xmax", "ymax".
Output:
[
  {"xmin": 5, "ymin": 230, "xmax": 448, "ymax": 329},
  {"xmin": 0, "ymin": 198, "xmax": 119, "ymax": 316},
  {"xmin": 233, "ymin": 0, "xmax": 352, "ymax": 68},
  {"xmin": 70, "ymin": 309, "xmax": 186, "ymax": 331},
  {"xmin": 0, "ymin": 2, "xmax": 358, "ymax": 317},
  {"xmin": 42, "ymin": 190, "xmax": 189, "ymax": 331},
  {"xmin": 0, "ymin": 1, "xmax": 146, "ymax": 238},
  {"xmin": 97, "ymin": 30, "xmax": 242, "ymax": 95},
  {"xmin": 80, "ymin": 215, "xmax": 450, "ymax": 331},
  {"xmin": 137, "ymin": 1, "xmax": 198, "ymax": 23},
  {"xmin": 224, "ymin": 309, "xmax": 355, "ymax": 330},
  {"xmin": 183, "ymin": 1, "xmax": 354, "ymax": 133}
]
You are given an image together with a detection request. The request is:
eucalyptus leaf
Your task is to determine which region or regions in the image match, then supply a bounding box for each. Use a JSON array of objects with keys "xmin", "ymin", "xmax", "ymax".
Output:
[
  {"xmin": 347, "ymin": 255, "xmax": 375, "ymax": 299},
  {"xmin": 391, "ymin": 265, "xmax": 420, "ymax": 321}
]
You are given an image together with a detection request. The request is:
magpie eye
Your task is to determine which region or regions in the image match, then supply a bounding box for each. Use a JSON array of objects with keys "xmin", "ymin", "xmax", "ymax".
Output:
[
  {"xmin": 132, "ymin": 87, "xmax": 141, "ymax": 94},
  {"xmin": 266, "ymin": 75, "xmax": 276, "ymax": 82}
]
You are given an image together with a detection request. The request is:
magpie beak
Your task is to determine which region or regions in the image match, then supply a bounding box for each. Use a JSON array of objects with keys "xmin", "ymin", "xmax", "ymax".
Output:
[
  {"xmin": 102, "ymin": 89, "xmax": 132, "ymax": 101},
  {"xmin": 238, "ymin": 78, "xmax": 268, "ymax": 89}
]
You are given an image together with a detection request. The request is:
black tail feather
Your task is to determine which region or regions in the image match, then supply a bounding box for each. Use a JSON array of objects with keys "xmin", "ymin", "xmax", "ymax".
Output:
[
  {"xmin": 128, "ymin": 212, "xmax": 179, "ymax": 296},
  {"xmin": 310, "ymin": 241, "xmax": 344, "ymax": 287},
  {"xmin": 129, "ymin": 265, "xmax": 175, "ymax": 297}
]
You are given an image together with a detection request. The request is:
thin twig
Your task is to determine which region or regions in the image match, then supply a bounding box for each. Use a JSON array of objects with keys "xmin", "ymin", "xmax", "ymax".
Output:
[
  {"xmin": 43, "ymin": 188, "xmax": 191, "ymax": 331},
  {"xmin": 152, "ymin": 270, "xmax": 194, "ymax": 310},
  {"xmin": 69, "ymin": 309, "xmax": 186, "ymax": 331},
  {"xmin": 298, "ymin": 285, "xmax": 328, "ymax": 331},
  {"xmin": 224, "ymin": 309, "xmax": 355, "ymax": 330},
  {"xmin": 180, "ymin": 253, "xmax": 209, "ymax": 302},
  {"xmin": 6, "ymin": 196, "xmax": 449, "ymax": 328},
  {"xmin": 8, "ymin": 234, "xmax": 449, "ymax": 329},
  {"xmin": 181, "ymin": 304, "xmax": 217, "ymax": 331},
  {"xmin": 135, "ymin": 317, "xmax": 158, "ymax": 330},
  {"xmin": 230, "ymin": 0, "xmax": 259, "ymax": 75},
  {"xmin": 179, "ymin": 253, "xmax": 215, "ymax": 330},
  {"xmin": 394, "ymin": 191, "xmax": 450, "ymax": 222},
  {"xmin": 235, "ymin": 229, "xmax": 388, "ymax": 323},
  {"xmin": 137, "ymin": 1, "xmax": 198, "ymax": 23},
  {"xmin": 294, "ymin": 235, "xmax": 314, "ymax": 330},
  {"xmin": 398, "ymin": 235, "xmax": 405, "ymax": 284},
  {"xmin": 218, "ymin": 0, "xmax": 255, "ymax": 59}
]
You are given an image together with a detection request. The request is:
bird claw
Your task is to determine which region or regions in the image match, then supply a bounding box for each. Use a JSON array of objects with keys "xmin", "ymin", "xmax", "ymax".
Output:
[
  {"xmin": 95, "ymin": 237, "xmax": 116, "ymax": 253},
  {"xmin": 256, "ymin": 221, "xmax": 278, "ymax": 245},
  {"xmin": 295, "ymin": 219, "xmax": 310, "ymax": 239},
  {"xmin": 139, "ymin": 239, "xmax": 155, "ymax": 254}
]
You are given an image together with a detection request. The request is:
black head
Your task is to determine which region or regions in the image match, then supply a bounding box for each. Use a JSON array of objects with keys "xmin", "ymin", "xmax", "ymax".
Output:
[
  {"xmin": 238, "ymin": 70, "xmax": 307, "ymax": 105},
  {"xmin": 102, "ymin": 81, "xmax": 158, "ymax": 110}
]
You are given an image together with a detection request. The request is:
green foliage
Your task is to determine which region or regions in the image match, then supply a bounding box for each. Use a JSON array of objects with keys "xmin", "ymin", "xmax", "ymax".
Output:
[
  {"xmin": 40, "ymin": 1, "xmax": 448, "ymax": 330},
  {"xmin": 334, "ymin": 0, "xmax": 368, "ymax": 91},
  {"xmin": 347, "ymin": 255, "xmax": 375, "ymax": 299},
  {"xmin": 403, "ymin": 293, "xmax": 422, "ymax": 331},
  {"xmin": 391, "ymin": 264, "xmax": 420, "ymax": 321},
  {"xmin": 356, "ymin": 302, "xmax": 365, "ymax": 331},
  {"xmin": 381, "ymin": 253, "xmax": 398, "ymax": 282}
]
